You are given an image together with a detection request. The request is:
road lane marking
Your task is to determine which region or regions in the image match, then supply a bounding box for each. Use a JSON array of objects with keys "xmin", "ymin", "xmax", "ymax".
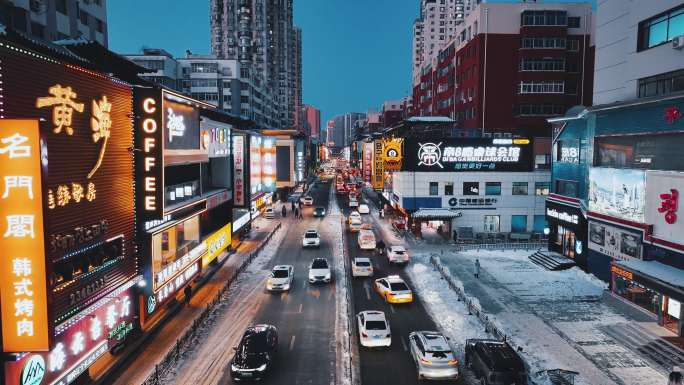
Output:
[
  {"xmin": 289, "ymin": 335, "xmax": 296, "ymax": 351},
  {"xmin": 401, "ymin": 337, "xmax": 409, "ymax": 351},
  {"xmin": 364, "ymin": 285, "xmax": 371, "ymax": 300},
  {"xmin": 298, "ymin": 303, "xmax": 303, "ymax": 313},
  {"xmin": 390, "ymin": 304, "xmax": 396, "ymax": 314}
]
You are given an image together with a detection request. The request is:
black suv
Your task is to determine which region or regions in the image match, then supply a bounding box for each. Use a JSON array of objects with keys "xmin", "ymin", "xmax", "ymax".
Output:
[{"xmin": 230, "ymin": 324, "xmax": 278, "ymax": 381}]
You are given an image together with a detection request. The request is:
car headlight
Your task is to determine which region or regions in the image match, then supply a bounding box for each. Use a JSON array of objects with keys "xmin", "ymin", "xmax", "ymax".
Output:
[
  {"xmin": 282, "ymin": 283, "xmax": 290, "ymax": 290},
  {"xmin": 231, "ymin": 364, "xmax": 239, "ymax": 371},
  {"xmin": 256, "ymin": 363, "xmax": 268, "ymax": 371},
  {"xmin": 325, "ymin": 273, "xmax": 331, "ymax": 279}
]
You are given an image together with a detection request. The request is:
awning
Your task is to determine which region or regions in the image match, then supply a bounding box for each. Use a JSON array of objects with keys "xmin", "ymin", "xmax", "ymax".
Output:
[
  {"xmin": 614, "ymin": 260, "xmax": 684, "ymax": 297},
  {"xmin": 412, "ymin": 208, "xmax": 462, "ymax": 220}
]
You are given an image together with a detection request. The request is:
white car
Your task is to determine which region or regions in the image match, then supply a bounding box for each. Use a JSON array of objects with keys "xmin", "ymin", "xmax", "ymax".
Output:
[
  {"xmin": 266, "ymin": 265, "xmax": 294, "ymax": 291},
  {"xmin": 348, "ymin": 211, "xmax": 361, "ymax": 222},
  {"xmin": 301, "ymin": 196, "xmax": 314, "ymax": 206},
  {"xmin": 409, "ymin": 331, "xmax": 459, "ymax": 381},
  {"xmin": 387, "ymin": 245, "xmax": 410, "ymax": 264},
  {"xmin": 302, "ymin": 229, "xmax": 321, "ymax": 248},
  {"xmin": 358, "ymin": 229, "xmax": 376, "ymax": 250},
  {"xmin": 358, "ymin": 204, "xmax": 370, "ymax": 214},
  {"xmin": 349, "ymin": 198, "xmax": 359, "ymax": 208},
  {"xmin": 351, "ymin": 257, "xmax": 373, "ymax": 277},
  {"xmin": 264, "ymin": 207, "xmax": 275, "ymax": 219},
  {"xmin": 308, "ymin": 258, "xmax": 331, "ymax": 284},
  {"xmin": 357, "ymin": 311, "xmax": 391, "ymax": 348}
]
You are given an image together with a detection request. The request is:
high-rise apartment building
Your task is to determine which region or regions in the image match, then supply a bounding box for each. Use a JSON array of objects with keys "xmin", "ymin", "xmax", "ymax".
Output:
[
  {"xmin": 302, "ymin": 105, "xmax": 321, "ymax": 138},
  {"xmin": 412, "ymin": 0, "xmax": 470, "ymax": 85},
  {"xmin": 210, "ymin": 0, "xmax": 301, "ymax": 129},
  {"xmin": 0, "ymin": 0, "xmax": 108, "ymax": 46}
]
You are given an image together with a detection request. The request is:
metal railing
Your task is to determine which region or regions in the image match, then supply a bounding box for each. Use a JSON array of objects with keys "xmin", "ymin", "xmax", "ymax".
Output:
[
  {"xmin": 141, "ymin": 222, "xmax": 283, "ymax": 385},
  {"xmin": 339, "ymin": 216, "xmax": 358, "ymax": 385},
  {"xmin": 453, "ymin": 242, "xmax": 546, "ymax": 252}
]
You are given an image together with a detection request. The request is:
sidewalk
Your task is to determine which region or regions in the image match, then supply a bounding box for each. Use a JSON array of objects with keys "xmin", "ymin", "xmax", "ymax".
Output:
[{"xmin": 90, "ymin": 216, "xmax": 278, "ymax": 385}]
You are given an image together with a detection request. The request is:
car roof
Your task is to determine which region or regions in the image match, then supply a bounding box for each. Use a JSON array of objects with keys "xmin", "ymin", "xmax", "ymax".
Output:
[
  {"xmin": 305, "ymin": 229, "xmax": 318, "ymax": 233},
  {"xmin": 273, "ymin": 265, "xmax": 292, "ymax": 270},
  {"xmin": 245, "ymin": 324, "xmax": 275, "ymax": 336},
  {"xmin": 354, "ymin": 257, "xmax": 371, "ymax": 263},
  {"xmin": 360, "ymin": 310, "xmax": 386, "ymax": 322},
  {"xmin": 390, "ymin": 245, "xmax": 406, "ymax": 251},
  {"xmin": 385, "ymin": 275, "xmax": 405, "ymax": 284},
  {"xmin": 418, "ymin": 332, "xmax": 450, "ymax": 350}
]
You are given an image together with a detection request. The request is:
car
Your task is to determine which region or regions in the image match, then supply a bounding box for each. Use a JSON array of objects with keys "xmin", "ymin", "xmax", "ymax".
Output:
[
  {"xmin": 308, "ymin": 258, "xmax": 332, "ymax": 283},
  {"xmin": 349, "ymin": 198, "xmax": 359, "ymax": 208},
  {"xmin": 301, "ymin": 195, "xmax": 314, "ymax": 206},
  {"xmin": 349, "ymin": 217, "xmax": 363, "ymax": 233},
  {"xmin": 348, "ymin": 211, "xmax": 361, "ymax": 223},
  {"xmin": 302, "ymin": 229, "xmax": 321, "ymax": 248},
  {"xmin": 387, "ymin": 245, "xmax": 410, "ymax": 264},
  {"xmin": 409, "ymin": 331, "xmax": 459, "ymax": 381},
  {"xmin": 358, "ymin": 204, "xmax": 370, "ymax": 214},
  {"xmin": 264, "ymin": 207, "xmax": 275, "ymax": 219},
  {"xmin": 357, "ymin": 311, "xmax": 391, "ymax": 348},
  {"xmin": 230, "ymin": 324, "xmax": 278, "ymax": 381},
  {"xmin": 266, "ymin": 265, "xmax": 294, "ymax": 292},
  {"xmin": 351, "ymin": 257, "xmax": 373, "ymax": 277},
  {"xmin": 358, "ymin": 229, "xmax": 376, "ymax": 250},
  {"xmin": 313, "ymin": 206, "xmax": 326, "ymax": 217},
  {"xmin": 465, "ymin": 339, "xmax": 527, "ymax": 385},
  {"xmin": 374, "ymin": 275, "xmax": 413, "ymax": 304}
]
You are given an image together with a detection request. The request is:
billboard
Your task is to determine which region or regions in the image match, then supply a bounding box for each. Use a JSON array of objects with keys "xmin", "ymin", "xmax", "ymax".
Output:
[
  {"xmin": 232, "ymin": 134, "xmax": 246, "ymax": 206},
  {"xmin": 262, "ymin": 137, "xmax": 277, "ymax": 192},
  {"xmin": 201, "ymin": 118, "xmax": 230, "ymax": 158},
  {"xmin": 276, "ymin": 145, "xmax": 291, "ymax": 182},
  {"xmin": 373, "ymin": 140, "xmax": 384, "ymax": 190},
  {"xmin": 402, "ymin": 138, "xmax": 533, "ymax": 172},
  {"xmin": 382, "ymin": 138, "xmax": 403, "ymax": 171},
  {"xmin": 645, "ymin": 171, "xmax": 684, "ymax": 244},
  {"xmin": 295, "ymin": 140, "xmax": 305, "ymax": 183},
  {"xmin": 250, "ymin": 135, "xmax": 262, "ymax": 194},
  {"xmin": 162, "ymin": 94, "xmax": 200, "ymax": 150},
  {"xmin": 589, "ymin": 168, "xmax": 646, "ymax": 223},
  {"xmin": 588, "ymin": 221, "xmax": 642, "ymax": 260},
  {"xmin": 363, "ymin": 142, "xmax": 373, "ymax": 183}
]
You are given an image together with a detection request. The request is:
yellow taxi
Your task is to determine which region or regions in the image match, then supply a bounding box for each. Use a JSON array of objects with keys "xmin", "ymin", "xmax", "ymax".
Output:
[{"xmin": 374, "ymin": 275, "xmax": 414, "ymax": 304}]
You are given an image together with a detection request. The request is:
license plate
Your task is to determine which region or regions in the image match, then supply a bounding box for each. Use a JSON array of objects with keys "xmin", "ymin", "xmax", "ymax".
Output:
[
  {"xmin": 241, "ymin": 372, "xmax": 252, "ymax": 377},
  {"xmin": 373, "ymin": 335, "xmax": 381, "ymax": 339}
]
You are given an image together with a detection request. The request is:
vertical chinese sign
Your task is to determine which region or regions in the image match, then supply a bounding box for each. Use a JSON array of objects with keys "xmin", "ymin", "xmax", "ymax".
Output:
[
  {"xmin": 0, "ymin": 120, "xmax": 50, "ymax": 352},
  {"xmin": 373, "ymin": 140, "xmax": 384, "ymax": 190},
  {"xmin": 233, "ymin": 134, "xmax": 246, "ymax": 206},
  {"xmin": 363, "ymin": 142, "xmax": 373, "ymax": 183}
]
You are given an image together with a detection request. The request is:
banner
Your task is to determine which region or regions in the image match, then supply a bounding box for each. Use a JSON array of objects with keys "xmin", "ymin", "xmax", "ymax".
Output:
[
  {"xmin": 382, "ymin": 138, "xmax": 404, "ymax": 171},
  {"xmin": 233, "ymin": 134, "xmax": 246, "ymax": 206},
  {"xmin": 373, "ymin": 140, "xmax": 384, "ymax": 190}
]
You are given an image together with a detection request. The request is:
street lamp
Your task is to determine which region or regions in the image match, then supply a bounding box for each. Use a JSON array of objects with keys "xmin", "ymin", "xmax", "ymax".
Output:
[{"xmin": 543, "ymin": 227, "xmax": 550, "ymax": 236}]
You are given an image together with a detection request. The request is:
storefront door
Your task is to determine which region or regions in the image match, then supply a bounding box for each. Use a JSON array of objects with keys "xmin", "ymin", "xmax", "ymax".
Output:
[
  {"xmin": 557, "ymin": 225, "xmax": 577, "ymax": 258},
  {"xmin": 664, "ymin": 297, "xmax": 681, "ymax": 334}
]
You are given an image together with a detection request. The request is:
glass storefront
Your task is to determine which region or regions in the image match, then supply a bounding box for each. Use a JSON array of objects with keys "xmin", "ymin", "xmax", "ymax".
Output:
[
  {"xmin": 555, "ymin": 225, "xmax": 577, "ymax": 258},
  {"xmin": 152, "ymin": 215, "xmax": 200, "ymax": 289},
  {"xmin": 614, "ymin": 275, "xmax": 660, "ymax": 315}
]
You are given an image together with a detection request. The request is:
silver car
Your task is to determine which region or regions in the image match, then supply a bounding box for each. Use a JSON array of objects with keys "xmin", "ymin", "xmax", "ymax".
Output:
[{"xmin": 408, "ymin": 331, "xmax": 459, "ymax": 381}]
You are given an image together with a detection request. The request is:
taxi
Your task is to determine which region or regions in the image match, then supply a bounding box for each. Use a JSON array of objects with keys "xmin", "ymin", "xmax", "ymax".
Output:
[{"xmin": 374, "ymin": 275, "xmax": 414, "ymax": 304}]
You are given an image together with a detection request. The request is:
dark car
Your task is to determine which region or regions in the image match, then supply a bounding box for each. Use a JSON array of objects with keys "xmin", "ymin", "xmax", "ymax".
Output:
[
  {"xmin": 313, "ymin": 206, "xmax": 326, "ymax": 217},
  {"xmin": 465, "ymin": 339, "xmax": 527, "ymax": 385},
  {"xmin": 230, "ymin": 325, "xmax": 278, "ymax": 381}
]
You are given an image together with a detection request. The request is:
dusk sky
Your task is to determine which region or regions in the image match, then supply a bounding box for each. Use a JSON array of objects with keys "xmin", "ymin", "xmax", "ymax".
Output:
[{"xmin": 108, "ymin": 0, "xmax": 417, "ymax": 127}]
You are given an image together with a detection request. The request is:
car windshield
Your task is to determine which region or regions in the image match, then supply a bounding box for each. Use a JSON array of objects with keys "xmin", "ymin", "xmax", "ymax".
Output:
[
  {"xmin": 242, "ymin": 333, "xmax": 268, "ymax": 354},
  {"xmin": 365, "ymin": 320, "xmax": 387, "ymax": 330},
  {"xmin": 389, "ymin": 282, "xmax": 409, "ymax": 291},
  {"xmin": 393, "ymin": 250, "xmax": 405, "ymax": 254},
  {"xmin": 312, "ymin": 260, "xmax": 328, "ymax": 269},
  {"xmin": 272, "ymin": 269, "xmax": 289, "ymax": 278},
  {"xmin": 316, "ymin": 207, "xmax": 324, "ymax": 211},
  {"xmin": 305, "ymin": 232, "xmax": 318, "ymax": 238},
  {"xmin": 355, "ymin": 261, "xmax": 371, "ymax": 267}
]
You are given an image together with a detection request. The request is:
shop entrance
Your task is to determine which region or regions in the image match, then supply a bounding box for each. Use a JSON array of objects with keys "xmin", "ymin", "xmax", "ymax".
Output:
[
  {"xmin": 556, "ymin": 225, "xmax": 577, "ymax": 259},
  {"xmin": 664, "ymin": 297, "xmax": 682, "ymax": 334},
  {"xmin": 614, "ymin": 275, "xmax": 660, "ymax": 316}
]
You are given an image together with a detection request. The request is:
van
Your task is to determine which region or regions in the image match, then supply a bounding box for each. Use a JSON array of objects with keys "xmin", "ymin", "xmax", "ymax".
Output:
[{"xmin": 358, "ymin": 229, "xmax": 376, "ymax": 250}]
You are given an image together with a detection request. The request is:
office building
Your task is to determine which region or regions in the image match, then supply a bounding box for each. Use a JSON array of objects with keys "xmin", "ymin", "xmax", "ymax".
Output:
[{"xmin": 303, "ymin": 105, "xmax": 321, "ymax": 138}]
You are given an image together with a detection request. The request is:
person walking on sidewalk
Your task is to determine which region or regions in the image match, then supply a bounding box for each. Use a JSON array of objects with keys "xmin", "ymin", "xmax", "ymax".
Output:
[
  {"xmin": 294, "ymin": 207, "xmax": 299, "ymax": 219},
  {"xmin": 474, "ymin": 259, "xmax": 481, "ymax": 279},
  {"xmin": 281, "ymin": 205, "xmax": 287, "ymax": 218},
  {"xmin": 184, "ymin": 284, "xmax": 192, "ymax": 306},
  {"xmin": 670, "ymin": 367, "xmax": 683, "ymax": 385}
]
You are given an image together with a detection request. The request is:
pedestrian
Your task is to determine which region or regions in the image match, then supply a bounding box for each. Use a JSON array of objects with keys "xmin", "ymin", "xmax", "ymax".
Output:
[
  {"xmin": 184, "ymin": 284, "xmax": 192, "ymax": 306},
  {"xmin": 453, "ymin": 230, "xmax": 458, "ymax": 243},
  {"xmin": 281, "ymin": 205, "xmax": 287, "ymax": 217},
  {"xmin": 291, "ymin": 201, "xmax": 295, "ymax": 211},
  {"xmin": 294, "ymin": 207, "xmax": 299, "ymax": 219},
  {"xmin": 669, "ymin": 371, "xmax": 682, "ymax": 385},
  {"xmin": 474, "ymin": 259, "xmax": 481, "ymax": 279},
  {"xmin": 379, "ymin": 208, "xmax": 384, "ymax": 218}
]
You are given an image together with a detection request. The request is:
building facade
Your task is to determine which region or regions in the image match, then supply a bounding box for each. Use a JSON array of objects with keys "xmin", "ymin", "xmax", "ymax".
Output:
[
  {"xmin": 302, "ymin": 105, "xmax": 321, "ymax": 138},
  {"xmin": 0, "ymin": 0, "xmax": 108, "ymax": 46}
]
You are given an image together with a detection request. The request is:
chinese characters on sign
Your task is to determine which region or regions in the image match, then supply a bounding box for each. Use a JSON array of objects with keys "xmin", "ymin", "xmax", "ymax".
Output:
[
  {"xmin": 363, "ymin": 142, "xmax": 373, "ymax": 183},
  {"xmin": 233, "ymin": 135, "xmax": 245, "ymax": 206},
  {"xmin": 0, "ymin": 120, "xmax": 49, "ymax": 353},
  {"xmin": 658, "ymin": 189, "xmax": 678, "ymax": 224},
  {"xmin": 36, "ymin": 85, "xmax": 85, "ymax": 136},
  {"xmin": 373, "ymin": 141, "xmax": 384, "ymax": 190}
]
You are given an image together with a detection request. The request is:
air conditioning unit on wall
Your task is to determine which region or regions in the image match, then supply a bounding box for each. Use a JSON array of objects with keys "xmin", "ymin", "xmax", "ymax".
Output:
[{"xmin": 673, "ymin": 35, "xmax": 684, "ymax": 50}]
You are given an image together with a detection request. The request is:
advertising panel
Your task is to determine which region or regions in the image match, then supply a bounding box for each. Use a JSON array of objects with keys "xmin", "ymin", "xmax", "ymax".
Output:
[
  {"xmin": 363, "ymin": 142, "xmax": 373, "ymax": 183},
  {"xmin": 4, "ymin": 284, "xmax": 136, "ymax": 385},
  {"xmin": 382, "ymin": 138, "xmax": 403, "ymax": 171},
  {"xmin": 233, "ymin": 134, "xmax": 246, "ymax": 207},
  {"xmin": 588, "ymin": 221, "xmax": 642, "ymax": 260},
  {"xmin": 201, "ymin": 119, "xmax": 230, "ymax": 158},
  {"xmin": 135, "ymin": 89, "xmax": 165, "ymax": 223},
  {"xmin": 589, "ymin": 168, "xmax": 646, "ymax": 223},
  {"xmin": 162, "ymin": 94, "xmax": 200, "ymax": 150},
  {"xmin": 276, "ymin": 145, "xmax": 291, "ymax": 182},
  {"xmin": 202, "ymin": 223, "xmax": 232, "ymax": 267},
  {"xmin": 262, "ymin": 137, "xmax": 277, "ymax": 192},
  {"xmin": 2, "ymin": 46, "xmax": 137, "ymax": 331},
  {"xmin": 250, "ymin": 135, "xmax": 262, "ymax": 194},
  {"xmin": 0, "ymin": 120, "xmax": 49, "ymax": 353},
  {"xmin": 645, "ymin": 171, "xmax": 684, "ymax": 245},
  {"xmin": 402, "ymin": 138, "xmax": 533, "ymax": 172},
  {"xmin": 296, "ymin": 140, "xmax": 305, "ymax": 183},
  {"xmin": 373, "ymin": 140, "xmax": 384, "ymax": 190}
]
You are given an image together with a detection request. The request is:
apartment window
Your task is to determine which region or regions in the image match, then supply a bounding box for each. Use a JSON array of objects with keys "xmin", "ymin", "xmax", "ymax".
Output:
[
  {"xmin": 638, "ymin": 4, "xmax": 684, "ymax": 51},
  {"xmin": 463, "ymin": 182, "xmax": 479, "ymax": 195},
  {"xmin": 568, "ymin": 16, "xmax": 581, "ymax": 28},
  {"xmin": 520, "ymin": 58, "xmax": 565, "ymax": 72},
  {"xmin": 444, "ymin": 182, "xmax": 454, "ymax": 196},
  {"xmin": 483, "ymin": 215, "xmax": 500, "ymax": 232},
  {"xmin": 535, "ymin": 182, "xmax": 550, "ymax": 196},
  {"xmin": 429, "ymin": 182, "xmax": 439, "ymax": 196},
  {"xmin": 516, "ymin": 104, "xmax": 565, "ymax": 116},
  {"xmin": 485, "ymin": 182, "xmax": 501, "ymax": 196},
  {"xmin": 511, "ymin": 215, "xmax": 528, "ymax": 233},
  {"xmin": 638, "ymin": 69, "xmax": 684, "ymax": 98},
  {"xmin": 555, "ymin": 180, "xmax": 579, "ymax": 198},
  {"xmin": 567, "ymin": 38, "xmax": 580, "ymax": 51},
  {"xmin": 79, "ymin": 10, "xmax": 89, "ymax": 25},
  {"xmin": 519, "ymin": 81, "xmax": 564, "ymax": 94},
  {"xmin": 521, "ymin": 10, "xmax": 567, "ymax": 26},
  {"xmin": 56, "ymin": 0, "xmax": 68, "ymax": 15},
  {"xmin": 512, "ymin": 182, "xmax": 528, "ymax": 195},
  {"xmin": 521, "ymin": 37, "xmax": 566, "ymax": 49}
]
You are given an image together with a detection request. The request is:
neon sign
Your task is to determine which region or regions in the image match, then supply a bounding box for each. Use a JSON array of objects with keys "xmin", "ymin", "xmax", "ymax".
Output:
[{"xmin": 658, "ymin": 189, "xmax": 678, "ymax": 224}]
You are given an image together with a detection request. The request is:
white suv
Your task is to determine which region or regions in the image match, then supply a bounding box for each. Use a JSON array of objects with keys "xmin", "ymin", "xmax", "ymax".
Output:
[
  {"xmin": 409, "ymin": 331, "xmax": 459, "ymax": 381},
  {"xmin": 387, "ymin": 245, "xmax": 410, "ymax": 264},
  {"xmin": 266, "ymin": 265, "xmax": 294, "ymax": 292},
  {"xmin": 357, "ymin": 311, "xmax": 391, "ymax": 348},
  {"xmin": 302, "ymin": 229, "xmax": 320, "ymax": 248}
]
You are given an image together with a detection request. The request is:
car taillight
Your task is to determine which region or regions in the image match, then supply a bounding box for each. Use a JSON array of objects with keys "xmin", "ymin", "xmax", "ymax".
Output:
[
  {"xmin": 420, "ymin": 358, "xmax": 432, "ymax": 365},
  {"xmin": 361, "ymin": 332, "xmax": 368, "ymax": 338},
  {"xmin": 448, "ymin": 359, "xmax": 459, "ymax": 366},
  {"xmin": 385, "ymin": 334, "xmax": 391, "ymax": 338}
]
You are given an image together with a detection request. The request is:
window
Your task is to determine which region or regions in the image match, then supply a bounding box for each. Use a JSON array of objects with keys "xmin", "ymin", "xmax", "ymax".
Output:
[
  {"xmin": 536, "ymin": 182, "xmax": 550, "ymax": 196},
  {"xmin": 463, "ymin": 182, "xmax": 479, "ymax": 195},
  {"xmin": 638, "ymin": 5, "xmax": 684, "ymax": 51},
  {"xmin": 568, "ymin": 16, "xmax": 581, "ymax": 28},
  {"xmin": 520, "ymin": 58, "xmax": 565, "ymax": 72},
  {"xmin": 595, "ymin": 133, "xmax": 684, "ymax": 171},
  {"xmin": 79, "ymin": 10, "xmax": 89, "ymax": 25},
  {"xmin": 638, "ymin": 69, "xmax": 684, "ymax": 98},
  {"xmin": 485, "ymin": 182, "xmax": 501, "ymax": 196},
  {"xmin": 151, "ymin": 215, "xmax": 200, "ymax": 290},
  {"xmin": 521, "ymin": 37, "xmax": 566, "ymax": 49},
  {"xmin": 512, "ymin": 182, "xmax": 528, "ymax": 195},
  {"xmin": 516, "ymin": 104, "xmax": 565, "ymax": 116},
  {"xmin": 429, "ymin": 182, "xmax": 439, "ymax": 196},
  {"xmin": 483, "ymin": 215, "xmax": 500, "ymax": 232},
  {"xmin": 444, "ymin": 182, "xmax": 454, "ymax": 196},
  {"xmin": 191, "ymin": 63, "xmax": 218, "ymax": 74},
  {"xmin": 56, "ymin": 0, "xmax": 67, "ymax": 14},
  {"xmin": 567, "ymin": 38, "xmax": 580, "ymax": 51},
  {"xmin": 511, "ymin": 215, "xmax": 528, "ymax": 233},
  {"xmin": 533, "ymin": 215, "xmax": 547, "ymax": 233},
  {"xmin": 521, "ymin": 10, "xmax": 567, "ymax": 26},
  {"xmin": 519, "ymin": 81, "xmax": 564, "ymax": 94},
  {"xmin": 555, "ymin": 180, "xmax": 579, "ymax": 198}
]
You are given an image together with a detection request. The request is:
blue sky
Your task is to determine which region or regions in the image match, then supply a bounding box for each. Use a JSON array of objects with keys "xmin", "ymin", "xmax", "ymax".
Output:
[{"xmin": 108, "ymin": 0, "xmax": 416, "ymax": 127}]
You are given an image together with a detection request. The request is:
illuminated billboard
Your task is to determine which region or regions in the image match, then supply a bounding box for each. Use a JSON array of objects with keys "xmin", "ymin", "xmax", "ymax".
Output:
[
  {"xmin": 233, "ymin": 133, "xmax": 247, "ymax": 206},
  {"xmin": 262, "ymin": 137, "xmax": 277, "ymax": 192},
  {"xmin": 250, "ymin": 135, "xmax": 263, "ymax": 194},
  {"xmin": 588, "ymin": 168, "xmax": 646, "ymax": 223}
]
